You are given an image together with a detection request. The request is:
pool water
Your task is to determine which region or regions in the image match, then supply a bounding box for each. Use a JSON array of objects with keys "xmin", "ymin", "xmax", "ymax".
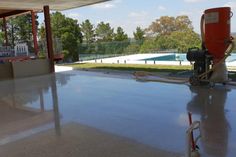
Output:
[{"xmin": 144, "ymin": 53, "xmax": 236, "ymax": 62}]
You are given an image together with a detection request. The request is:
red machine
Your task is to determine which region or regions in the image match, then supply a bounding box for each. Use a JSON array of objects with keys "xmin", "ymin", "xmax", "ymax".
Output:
[
  {"xmin": 187, "ymin": 7, "xmax": 234, "ymax": 86},
  {"xmin": 204, "ymin": 7, "xmax": 232, "ymax": 62}
]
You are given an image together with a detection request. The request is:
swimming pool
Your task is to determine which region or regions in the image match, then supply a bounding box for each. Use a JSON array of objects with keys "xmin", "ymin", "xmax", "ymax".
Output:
[{"xmin": 143, "ymin": 53, "xmax": 236, "ymax": 62}]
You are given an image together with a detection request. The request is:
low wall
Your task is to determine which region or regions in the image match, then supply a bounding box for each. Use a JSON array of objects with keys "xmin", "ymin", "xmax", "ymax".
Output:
[
  {"xmin": 0, "ymin": 63, "xmax": 13, "ymax": 80},
  {"xmin": 12, "ymin": 59, "xmax": 51, "ymax": 78}
]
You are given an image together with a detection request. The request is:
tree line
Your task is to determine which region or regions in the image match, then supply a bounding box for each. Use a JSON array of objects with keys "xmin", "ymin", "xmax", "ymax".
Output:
[
  {"xmin": 47, "ymin": 12, "xmax": 202, "ymax": 61},
  {"xmin": 0, "ymin": 12, "xmax": 205, "ymax": 61},
  {"xmin": 0, "ymin": 14, "xmax": 39, "ymax": 53}
]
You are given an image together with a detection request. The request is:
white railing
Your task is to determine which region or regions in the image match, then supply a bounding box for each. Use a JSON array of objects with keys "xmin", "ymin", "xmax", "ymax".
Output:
[
  {"xmin": 0, "ymin": 43, "xmax": 29, "ymax": 58},
  {"xmin": 14, "ymin": 43, "xmax": 29, "ymax": 56},
  {"xmin": 0, "ymin": 46, "xmax": 14, "ymax": 57}
]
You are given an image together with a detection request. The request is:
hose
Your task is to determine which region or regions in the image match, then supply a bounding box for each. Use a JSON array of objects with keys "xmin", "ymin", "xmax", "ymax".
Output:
[
  {"xmin": 134, "ymin": 71, "xmax": 189, "ymax": 84},
  {"xmin": 186, "ymin": 121, "xmax": 201, "ymax": 157},
  {"xmin": 200, "ymin": 14, "xmax": 206, "ymax": 49},
  {"xmin": 198, "ymin": 41, "xmax": 235, "ymax": 79}
]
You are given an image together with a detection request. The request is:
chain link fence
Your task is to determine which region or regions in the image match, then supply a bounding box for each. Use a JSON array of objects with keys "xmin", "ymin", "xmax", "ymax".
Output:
[{"xmin": 78, "ymin": 40, "xmax": 178, "ymax": 61}]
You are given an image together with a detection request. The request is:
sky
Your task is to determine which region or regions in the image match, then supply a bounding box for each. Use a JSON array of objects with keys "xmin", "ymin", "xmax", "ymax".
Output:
[{"xmin": 39, "ymin": 0, "xmax": 236, "ymax": 37}]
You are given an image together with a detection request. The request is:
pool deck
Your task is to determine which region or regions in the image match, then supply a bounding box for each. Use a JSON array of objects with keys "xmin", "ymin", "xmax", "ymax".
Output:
[
  {"xmin": 78, "ymin": 53, "xmax": 191, "ymax": 66},
  {"xmin": 78, "ymin": 53, "xmax": 236, "ymax": 67},
  {"xmin": 0, "ymin": 70, "xmax": 236, "ymax": 157}
]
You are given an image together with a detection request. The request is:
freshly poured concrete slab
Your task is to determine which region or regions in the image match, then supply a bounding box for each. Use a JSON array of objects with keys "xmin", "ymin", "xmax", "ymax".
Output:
[
  {"xmin": 0, "ymin": 70, "xmax": 235, "ymax": 157},
  {"xmin": 0, "ymin": 123, "xmax": 179, "ymax": 157}
]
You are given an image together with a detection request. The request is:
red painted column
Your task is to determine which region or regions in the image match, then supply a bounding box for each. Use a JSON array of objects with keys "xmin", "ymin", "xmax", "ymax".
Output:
[
  {"xmin": 188, "ymin": 112, "xmax": 196, "ymax": 151},
  {"xmin": 3, "ymin": 17, "xmax": 8, "ymax": 46},
  {"xmin": 31, "ymin": 10, "xmax": 39, "ymax": 56},
  {"xmin": 44, "ymin": 5, "xmax": 55, "ymax": 73}
]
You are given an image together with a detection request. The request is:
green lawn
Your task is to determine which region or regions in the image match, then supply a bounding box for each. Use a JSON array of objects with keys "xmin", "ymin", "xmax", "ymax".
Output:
[
  {"xmin": 64, "ymin": 63, "xmax": 236, "ymax": 81},
  {"xmin": 68, "ymin": 63, "xmax": 192, "ymax": 73}
]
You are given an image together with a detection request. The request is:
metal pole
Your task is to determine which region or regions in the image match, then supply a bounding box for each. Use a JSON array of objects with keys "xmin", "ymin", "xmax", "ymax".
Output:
[
  {"xmin": 31, "ymin": 10, "xmax": 39, "ymax": 56},
  {"xmin": 44, "ymin": 5, "xmax": 55, "ymax": 73}
]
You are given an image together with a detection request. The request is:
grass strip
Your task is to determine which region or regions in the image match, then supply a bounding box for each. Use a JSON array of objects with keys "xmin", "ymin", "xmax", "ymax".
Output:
[{"xmin": 67, "ymin": 63, "xmax": 192, "ymax": 73}]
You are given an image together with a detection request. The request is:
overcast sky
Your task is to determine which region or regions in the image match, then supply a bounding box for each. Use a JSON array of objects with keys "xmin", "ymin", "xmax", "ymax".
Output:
[{"xmin": 39, "ymin": 0, "xmax": 236, "ymax": 37}]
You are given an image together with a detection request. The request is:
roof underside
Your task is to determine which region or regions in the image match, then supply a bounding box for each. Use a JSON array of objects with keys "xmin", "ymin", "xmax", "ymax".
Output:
[
  {"xmin": 0, "ymin": 0, "xmax": 110, "ymax": 11},
  {"xmin": 0, "ymin": 0, "xmax": 109, "ymax": 18}
]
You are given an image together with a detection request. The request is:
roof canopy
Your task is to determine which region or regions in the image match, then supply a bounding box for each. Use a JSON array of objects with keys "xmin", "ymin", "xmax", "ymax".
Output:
[
  {"xmin": 0, "ymin": 0, "xmax": 109, "ymax": 10},
  {"xmin": 0, "ymin": 0, "xmax": 109, "ymax": 18}
]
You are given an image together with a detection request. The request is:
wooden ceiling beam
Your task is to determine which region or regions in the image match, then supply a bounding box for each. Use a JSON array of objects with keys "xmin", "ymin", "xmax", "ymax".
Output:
[{"xmin": 0, "ymin": 10, "xmax": 30, "ymax": 18}]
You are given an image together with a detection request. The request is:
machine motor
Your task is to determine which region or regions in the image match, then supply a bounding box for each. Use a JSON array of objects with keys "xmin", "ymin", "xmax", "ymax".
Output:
[{"xmin": 187, "ymin": 48, "xmax": 213, "ymax": 85}]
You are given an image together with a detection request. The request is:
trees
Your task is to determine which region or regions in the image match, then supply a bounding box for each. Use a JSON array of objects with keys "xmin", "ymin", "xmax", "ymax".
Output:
[
  {"xmin": 140, "ymin": 38, "xmax": 158, "ymax": 53},
  {"xmin": 81, "ymin": 19, "xmax": 95, "ymax": 43},
  {"xmin": 114, "ymin": 27, "xmax": 128, "ymax": 41},
  {"xmin": 95, "ymin": 22, "xmax": 114, "ymax": 42},
  {"xmin": 124, "ymin": 27, "xmax": 145, "ymax": 54},
  {"xmin": 50, "ymin": 12, "xmax": 82, "ymax": 42},
  {"xmin": 0, "ymin": 14, "xmax": 39, "ymax": 47},
  {"xmin": 39, "ymin": 24, "xmax": 46, "ymax": 40},
  {"xmin": 143, "ymin": 15, "xmax": 201, "ymax": 53},
  {"xmin": 146, "ymin": 16, "xmax": 176, "ymax": 36},
  {"xmin": 51, "ymin": 12, "xmax": 67, "ymax": 38},
  {"xmin": 61, "ymin": 32, "xmax": 79, "ymax": 61},
  {"xmin": 7, "ymin": 19, "xmax": 18, "ymax": 46},
  {"xmin": 125, "ymin": 41, "xmax": 143, "ymax": 54},
  {"xmin": 41, "ymin": 11, "xmax": 83, "ymax": 61},
  {"xmin": 0, "ymin": 32, "xmax": 4, "ymax": 45},
  {"xmin": 11, "ymin": 14, "xmax": 39, "ymax": 42},
  {"xmin": 0, "ymin": 20, "xmax": 4, "ymax": 45},
  {"xmin": 141, "ymin": 29, "xmax": 201, "ymax": 53},
  {"xmin": 175, "ymin": 15, "xmax": 193, "ymax": 31},
  {"xmin": 146, "ymin": 15, "xmax": 193, "ymax": 36},
  {"xmin": 0, "ymin": 11, "xmax": 204, "ymax": 60},
  {"xmin": 155, "ymin": 35, "xmax": 174, "ymax": 50},
  {"xmin": 168, "ymin": 30, "xmax": 201, "ymax": 52},
  {"xmin": 60, "ymin": 15, "xmax": 82, "ymax": 61},
  {"xmin": 133, "ymin": 27, "xmax": 145, "ymax": 41}
]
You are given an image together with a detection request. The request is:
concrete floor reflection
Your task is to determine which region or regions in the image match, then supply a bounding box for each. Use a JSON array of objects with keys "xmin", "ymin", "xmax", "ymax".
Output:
[
  {"xmin": 0, "ymin": 73, "xmax": 74, "ymax": 145},
  {"xmin": 187, "ymin": 86, "xmax": 230, "ymax": 157},
  {"xmin": 0, "ymin": 70, "xmax": 235, "ymax": 157},
  {"xmin": 0, "ymin": 72, "xmax": 179, "ymax": 157}
]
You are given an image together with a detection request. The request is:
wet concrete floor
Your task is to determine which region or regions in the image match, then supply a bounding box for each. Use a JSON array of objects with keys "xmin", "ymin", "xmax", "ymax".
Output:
[{"xmin": 0, "ymin": 70, "xmax": 235, "ymax": 157}]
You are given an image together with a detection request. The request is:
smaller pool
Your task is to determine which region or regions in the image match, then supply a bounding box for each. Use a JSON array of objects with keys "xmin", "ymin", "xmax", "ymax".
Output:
[{"xmin": 143, "ymin": 53, "xmax": 236, "ymax": 62}]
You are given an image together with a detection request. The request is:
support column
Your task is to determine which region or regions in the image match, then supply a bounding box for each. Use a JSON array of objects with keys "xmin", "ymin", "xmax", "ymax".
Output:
[
  {"xmin": 44, "ymin": 5, "xmax": 54, "ymax": 73},
  {"xmin": 31, "ymin": 10, "xmax": 39, "ymax": 56},
  {"xmin": 51, "ymin": 75, "xmax": 61, "ymax": 136},
  {"xmin": 39, "ymin": 89, "xmax": 45, "ymax": 112},
  {"xmin": 3, "ymin": 17, "xmax": 8, "ymax": 46}
]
